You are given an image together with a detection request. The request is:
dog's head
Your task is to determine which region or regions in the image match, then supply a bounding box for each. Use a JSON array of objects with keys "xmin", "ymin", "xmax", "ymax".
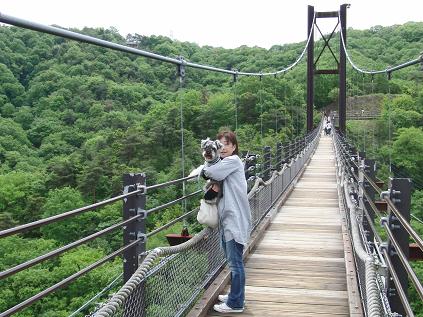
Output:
[{"xmin": 201, "ymin": 138, "xmax": 223, "ymax": 162}]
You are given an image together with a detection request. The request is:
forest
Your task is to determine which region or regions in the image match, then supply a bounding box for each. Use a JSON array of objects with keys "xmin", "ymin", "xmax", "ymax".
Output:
[{"xmin": 0, "ymin": 20, "xmax": 422, "ymax": 316}]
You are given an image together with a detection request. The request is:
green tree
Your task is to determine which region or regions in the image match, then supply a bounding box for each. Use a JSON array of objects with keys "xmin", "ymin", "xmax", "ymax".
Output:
[{"xmin": 392, "ymin": 127, "xmax": 423, "ymax": 180}]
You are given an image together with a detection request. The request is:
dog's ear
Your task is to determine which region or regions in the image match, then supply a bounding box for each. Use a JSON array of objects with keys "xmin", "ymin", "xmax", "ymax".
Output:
[
  {"xmin": 215, "ymin": 140, "xmax": 224, "ymax": 150},
  {"xmin": 201, "ymin": 137, "xmax": 210, "ymax": 148}
]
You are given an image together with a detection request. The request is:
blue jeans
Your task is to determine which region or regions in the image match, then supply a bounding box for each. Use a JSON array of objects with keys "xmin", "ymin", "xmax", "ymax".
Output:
[{"xmin": 221, "ymin": 237, "xmax": 245, "ymax": 309}]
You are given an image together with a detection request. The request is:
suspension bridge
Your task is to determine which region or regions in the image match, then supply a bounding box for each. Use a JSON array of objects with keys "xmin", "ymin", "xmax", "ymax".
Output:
[{"xmin": 1, "ymin": 4, "xmax": 423, "ymax": 317}]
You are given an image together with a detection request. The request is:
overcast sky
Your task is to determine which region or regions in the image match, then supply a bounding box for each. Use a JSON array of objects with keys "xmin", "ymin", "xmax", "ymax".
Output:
[{"xmin": 1, "ymin": 0, "xmax": 422, "ymax": 49}]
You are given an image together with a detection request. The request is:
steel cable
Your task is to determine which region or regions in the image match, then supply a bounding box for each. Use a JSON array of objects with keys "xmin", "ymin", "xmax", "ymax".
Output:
[
  {"xmin": 0, "ymin": 12, "xmax": 316, "ymax": 77},
  {"xmin": 338, "ymin": 13, "xmax": 422, "ymax": 75}
]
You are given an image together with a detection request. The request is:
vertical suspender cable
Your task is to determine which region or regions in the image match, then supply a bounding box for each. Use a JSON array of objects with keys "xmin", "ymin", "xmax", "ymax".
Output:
[
  {"xmin": 233, "ymin": 71, "xmax": 238, "ymax": 131},
  {"xmin": 259, "ymin": 75, "xmax": 263, "ymax": 143},
  {"xmin": 177, "ymin": 57, "xmax": 187, "ymax": 214},
  {"xmin": 274, "ymin": 76, "xmax": 278, "ymax": 135},
  {"xmin": 357, "ymin": 72, "xmax": 368, "ymax": 152},
  {"xmin": 296, "ymin": 102, "xmax": 299, "ymax": 136},
  {"xmin": 371, "ymin": 75, "xmax": 376, "ymax": 153},
  {"xmin": 362, "ymin": 73, "xmax": 365, "ymax": 95},
  {"xmin": 387, "ymin": 73, "xmax": 392, "ymax": 173},
  {"xmin": 283, "ymin": 76, "xmax": 287, "ymax": 131}
]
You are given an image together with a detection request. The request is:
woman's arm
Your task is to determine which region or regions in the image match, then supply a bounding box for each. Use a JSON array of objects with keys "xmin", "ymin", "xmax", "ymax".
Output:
[{"xmin": 203, "ymin": 156, "xmax": 240, "ymax": 181}]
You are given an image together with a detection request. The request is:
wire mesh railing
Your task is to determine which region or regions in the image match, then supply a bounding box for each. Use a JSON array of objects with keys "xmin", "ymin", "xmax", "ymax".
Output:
[{"xmin": 333, "ymin": 129, "xmax": 423, "ymax": 317}]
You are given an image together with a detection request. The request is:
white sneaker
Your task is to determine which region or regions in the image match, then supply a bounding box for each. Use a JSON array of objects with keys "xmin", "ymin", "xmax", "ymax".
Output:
[
  {"xmin": 213, "ymin": 302, "xmax": 244, "ymax": 313},
  {"xmin": 218, "ymin": 294, "xmax": 228, "ymax": 302}
]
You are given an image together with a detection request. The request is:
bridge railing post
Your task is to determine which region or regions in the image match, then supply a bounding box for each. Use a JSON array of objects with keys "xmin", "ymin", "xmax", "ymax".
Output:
[
  {"xmin": 288, "ymin": 141, "xmax": 294, "ymax": 162},
  {"xmin": 263, "ymin": 146, "xmax": 271, "ymax": 182},
  {"xmin": 386, "ymin": 178, "xmax": 411, "ymax": 316},
  {"xmin": 276, "ymin": 142, "xmax": 283, "ymax": 171},
  {"xmin": 295, "ymin": 137, "xmax": 300, "ymax": 157},
  {"xmin": 123, "ymin": 173, "xmax": 146, "ymax": 283}
]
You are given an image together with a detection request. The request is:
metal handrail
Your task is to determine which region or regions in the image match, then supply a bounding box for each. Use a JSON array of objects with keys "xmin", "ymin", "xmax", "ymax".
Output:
[
  {"xmin": 147, "ymin": 174, "xmax": 197, "ymax": 191},
  {"xmin": 146, "ymin": 190, "xmax": 202, "ymax": 215},
  {"xmin": 381, "ymin": 248, "xmax": 415, "ymax": 317},
  {"xmin": 0, "ymin": 239, "xmax": 140, "ymax": 317},
  {"xmin": 385, "ymin": 198, "xmax": 423, "ymax": 251},
  {"xmin": 383, "ymin": 222, "xmax": 423, "ymax": 300},
  {"xmin": 0, "ymin": 214, "xmax": 139, "ymax": 280},
  {"xmin": 0, "ymin": 190, "xmax": 141, "ymax": 238}
]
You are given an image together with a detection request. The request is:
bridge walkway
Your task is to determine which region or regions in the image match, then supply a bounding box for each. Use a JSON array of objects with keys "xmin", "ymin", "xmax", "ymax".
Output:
[{"xmin": 206, "ymin": 136, "xmax": 356, "ymax": 316}]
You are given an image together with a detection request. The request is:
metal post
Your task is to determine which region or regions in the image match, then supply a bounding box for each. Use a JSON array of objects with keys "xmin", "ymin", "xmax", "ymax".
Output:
[
  {"xmin": 339, "ymin": 4, "xmax": 348, "ymax": 134},
  {"xmin": 307, "ymin": 5, "xmax": 315, "ymax": 132},
  {"xmin": 297, "ymin": 138, "xmax": 301, "ymax": 156},
  {"xmin": 263, "ymin": 146, "xmax": 271, "ymax": 181},
  {"xmin": 288, "ymin": 142, "xmax": 293, "ymax": 162},
  {"xmin": 123, "ymin": 173, "xmax": 146, "ymax": 283},
  {"xmin": 387, "ymin": 178, "xmax": 411, "ymax": 316},
  {"xmin": 276, "ymin": 142, "xmax": 283, "ymax": 171}
]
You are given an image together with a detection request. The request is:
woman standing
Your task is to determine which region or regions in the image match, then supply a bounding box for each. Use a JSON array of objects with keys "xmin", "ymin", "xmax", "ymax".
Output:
[{"xmin": 202, "ymin": 129, "xmax": 251, "ymax": 314}]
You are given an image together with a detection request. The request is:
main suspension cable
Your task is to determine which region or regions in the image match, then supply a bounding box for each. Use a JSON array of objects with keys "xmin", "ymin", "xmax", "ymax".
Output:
[
  {"xmin": 0, "ymin": 12, "xmax": 316, "ymax": 78},
  {"xmin": 338, "ymin": 13, "xmax": 423, "ymax": 75}
]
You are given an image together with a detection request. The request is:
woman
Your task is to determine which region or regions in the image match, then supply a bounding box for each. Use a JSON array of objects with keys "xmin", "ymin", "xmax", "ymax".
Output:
[{"xmin": 202, "ymin": 129, "xmax": 251, "ymax": 314}]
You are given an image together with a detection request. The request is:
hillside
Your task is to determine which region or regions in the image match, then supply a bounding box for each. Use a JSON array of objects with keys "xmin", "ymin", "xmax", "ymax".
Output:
[{"xmin": 0, "ymin": 21, "xmax": 422, "ymax": 316}]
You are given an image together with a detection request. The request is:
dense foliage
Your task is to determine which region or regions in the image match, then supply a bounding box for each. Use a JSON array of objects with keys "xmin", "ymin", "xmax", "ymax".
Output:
[{"xmin": 0, "ymin": 21, "xmax": 422, "ymax": 316}]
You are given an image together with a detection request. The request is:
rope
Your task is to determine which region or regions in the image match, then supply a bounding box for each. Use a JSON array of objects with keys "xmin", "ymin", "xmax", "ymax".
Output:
[{"xmin": 94, "ymin": 228, "xmax": 212, "ymax": 317}]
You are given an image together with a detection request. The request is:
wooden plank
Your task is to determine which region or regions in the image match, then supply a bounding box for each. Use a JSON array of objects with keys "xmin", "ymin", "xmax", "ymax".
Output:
[
  {"xmin": 263, "ymin": 230, "xmax": 342, "ymax": 237},
  {"xmin": 244, "ymin": 286, "xmax": 348, "ymax": 305},
  {"xmin": 254, "ymin": 246, "xmax": 344, "ymax": 258},
  {"xmin": 248, "ymin": 253, "xmax": 345, "ymax": 264},
  {"xmin": 245, "ymin": 260, "xmax": 346, "ymax": 273},
  {"xmin": 267, "ymin": 222, "xmax": 342, "ymax": 233},
  {"xmin": 245, "ymin": 267, "xmax": 347, "ymax": 279},
  {"xmin": 208, "ymin": 300, "xmax": 350, "ymax": 316},
  {"xmin": 259, "ymin": 235, "xmax": 343, "ymax": 244},
  {"xmin": 258, "ymin": 238, "xmax": 344, "ymax": 247}
]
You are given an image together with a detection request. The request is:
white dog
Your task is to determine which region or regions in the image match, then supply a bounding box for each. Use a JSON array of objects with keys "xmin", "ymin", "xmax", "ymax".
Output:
[
  {"xmin": 189, "ymin": 138, "xmax": 223, "ymax": 228},
  {"xmin": 188, "ymin": 138, "xmax": 223, "ymax": 182}
]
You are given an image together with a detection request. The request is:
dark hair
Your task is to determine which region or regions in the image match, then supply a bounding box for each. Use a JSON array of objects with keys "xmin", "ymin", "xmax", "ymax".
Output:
[{"xmin": 216, "ymin": 129, "xmax": 239, "ymax": 155}]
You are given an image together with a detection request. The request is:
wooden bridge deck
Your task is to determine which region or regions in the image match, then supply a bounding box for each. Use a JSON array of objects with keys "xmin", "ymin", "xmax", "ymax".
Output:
[{"xmin": 206, "ymin": 135, "xmax": 359, "ymax": 316}]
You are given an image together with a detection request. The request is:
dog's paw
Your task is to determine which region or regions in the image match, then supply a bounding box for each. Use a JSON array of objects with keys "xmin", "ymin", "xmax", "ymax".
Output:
[{"xmin": 187, "ymin": 165, "xmax": 204, "ymax": 181}]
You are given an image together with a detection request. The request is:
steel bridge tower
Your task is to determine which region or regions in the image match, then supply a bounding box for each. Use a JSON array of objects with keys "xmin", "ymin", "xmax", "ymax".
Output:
[{"xmin": 307, "ymin": 4, "xmax": 348, "ymax": 134}]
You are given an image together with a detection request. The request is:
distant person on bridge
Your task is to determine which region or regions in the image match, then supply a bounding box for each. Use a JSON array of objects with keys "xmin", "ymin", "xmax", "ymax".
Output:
[
  {"xmin": 201, "ymin": 129, "xmax": 251, "ymax": 314},
  {"xmin": 325, "ymin": 120, "xmax": 332, "ymax": 136}
]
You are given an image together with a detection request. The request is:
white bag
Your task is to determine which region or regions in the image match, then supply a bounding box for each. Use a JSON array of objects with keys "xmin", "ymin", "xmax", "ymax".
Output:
[{"xmin": 197, "ymin": 199, "xmax": 218, "ymax": 229}]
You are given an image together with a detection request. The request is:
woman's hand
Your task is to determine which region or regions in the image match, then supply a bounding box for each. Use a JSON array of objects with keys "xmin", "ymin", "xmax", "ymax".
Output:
[{"xmin": 211, "ymin": 183, "xmax": 220, "ymax": 192}]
